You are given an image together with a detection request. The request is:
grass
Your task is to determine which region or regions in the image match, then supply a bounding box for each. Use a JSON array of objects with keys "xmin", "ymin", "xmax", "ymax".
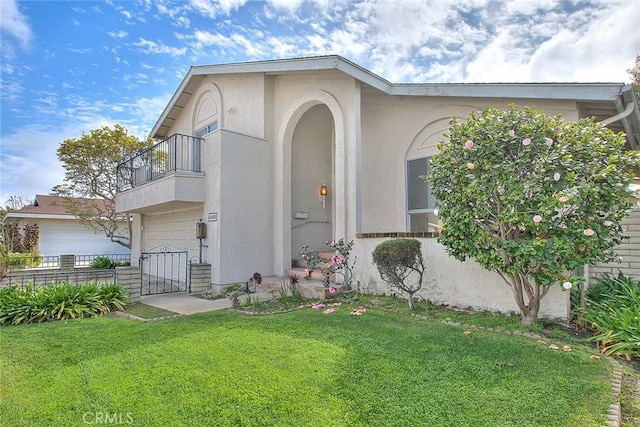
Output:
[{"xmin": 0, "ymin": 305, "xmax": 620, "ymax": 427}]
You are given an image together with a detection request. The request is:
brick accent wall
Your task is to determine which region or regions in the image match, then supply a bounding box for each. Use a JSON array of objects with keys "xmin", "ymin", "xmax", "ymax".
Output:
[
  {"xmin": 59, "ymin": 255, "xmax": 75, "ymax": 270},
  {"xmin": 190, "ymin": 263, "xmax": 212, "ymax": 293},
  {"xmin": 590, "ymin": 208, "xmax": 640, "ymax": 283},
  {"xmin": 115, "ymin": 266, "xmax": 141, "ymax": 302}
]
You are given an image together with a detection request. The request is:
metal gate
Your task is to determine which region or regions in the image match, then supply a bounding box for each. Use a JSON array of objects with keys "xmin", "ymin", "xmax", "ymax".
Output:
[{"xmin": 140, "ymin": 246, "xmax": 189, "ymax": 295}]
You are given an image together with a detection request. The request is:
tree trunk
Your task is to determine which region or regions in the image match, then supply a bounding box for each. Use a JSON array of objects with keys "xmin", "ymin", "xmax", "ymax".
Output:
[
  {"xmin": 509, "ymin": 274, "xmax": 541, "ymax": 326},
  {"xmin": 407, "ymin": 293, "xmax": 415, "ymax": 310},
  {"xmin": 520, "ymin": 307, "xmax": 539, "ymax": 327}
]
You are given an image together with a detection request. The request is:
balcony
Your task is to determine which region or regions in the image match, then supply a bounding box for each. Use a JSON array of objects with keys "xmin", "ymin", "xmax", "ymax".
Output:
[
  {"xmin": 117, "ymin": 133, "xmax": 204, "ymax": 191},
  {"xmin": 116, "ymin": 133, "xmax": 206, "ymax": 213}
]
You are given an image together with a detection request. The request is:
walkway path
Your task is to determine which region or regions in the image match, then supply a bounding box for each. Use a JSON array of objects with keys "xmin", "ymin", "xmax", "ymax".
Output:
[{"xmin": 140, "ymin": 291, "xmax": 274, "ymax": 315}]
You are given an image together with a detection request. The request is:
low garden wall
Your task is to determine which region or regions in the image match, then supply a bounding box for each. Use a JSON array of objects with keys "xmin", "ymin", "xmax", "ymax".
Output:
[
  {"xmin": 352, "ymin": 235, "xmax": 570, "ymax": 321},
  {"xmin": 1, "ymin": 263, "xmax": 214, "ymax": 304}
]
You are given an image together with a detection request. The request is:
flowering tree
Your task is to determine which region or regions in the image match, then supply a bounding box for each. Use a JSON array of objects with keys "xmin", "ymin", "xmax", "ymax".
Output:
[
  {"xmin": 301, "ymin": 239, "xmax": 357, "ymax": 292},
  {"xmin": 429, "ymin": 106, "xmax": 638, "ymax": 325}
]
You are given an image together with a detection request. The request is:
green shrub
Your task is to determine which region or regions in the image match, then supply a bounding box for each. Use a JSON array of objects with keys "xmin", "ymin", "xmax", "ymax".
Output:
[
  {"xmin": 89, "ymin": 256, "xmax": 118, "ymax": 270},
  {"xmin": 0, "ymin": 243, "xmax": 8, "ymax": 280},
  {"xmin": 0, "ymin": 282, "xmax": 130, "ymax": 326},
  {"xmin": 579, "ymin": 273, "xmax": 640, "ymax": 359},
  {"xmin": 225, "ymin": 284, "xmax": 243, "ymax": 308},
  {"xmin": 8, "ymin": 252, "xmax": 42, "ymax": 268},
  {"xmin": 372, "ymin": 238, "xmax": 425, "ymax": 310},
  {"xmin": 277, "ymin": 280, "xmax": 305, "ymax": 306}
]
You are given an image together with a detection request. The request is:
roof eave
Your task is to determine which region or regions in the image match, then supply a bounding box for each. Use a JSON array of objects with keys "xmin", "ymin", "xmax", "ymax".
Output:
[
  {"xmin": 388, "ymin": 83, "xmax": 624, "ymax": 101},
  {"xmin": 149, "ymin": 55, "xmax": 393, "ymax": 139}
]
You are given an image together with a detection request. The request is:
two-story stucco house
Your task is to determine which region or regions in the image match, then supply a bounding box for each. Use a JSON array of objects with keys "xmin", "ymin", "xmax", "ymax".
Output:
[{"xmin": 116, "ymin": 55, "xmax": 640, "ymax": 320}]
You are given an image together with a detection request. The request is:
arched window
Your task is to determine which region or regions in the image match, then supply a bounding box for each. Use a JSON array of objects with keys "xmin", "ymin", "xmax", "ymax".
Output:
[
  {"xmin": 406, "ymin": 118, "xmax": 449, "ymax": 232},
  {"xmin": 194, "ymin": 95, "xmax": 218, "ymax": 138}
]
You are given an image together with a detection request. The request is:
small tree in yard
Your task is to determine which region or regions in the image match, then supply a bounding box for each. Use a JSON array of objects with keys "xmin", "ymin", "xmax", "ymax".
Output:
[
  {"xmin": 53, "ymin": 124, "xmax": 150, "ymax": 249},
  {"xmin": 372, "ymin": 238, "xmax": 425, "ymax": 310},
  {"xmin": 429, "ymin": 105, "xmax": 638, "ymax": 325}
]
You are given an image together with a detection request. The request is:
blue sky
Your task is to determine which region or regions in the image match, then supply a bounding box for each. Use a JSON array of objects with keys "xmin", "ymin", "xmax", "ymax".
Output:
[{"xmin": 1, "ymin": 0, "xmax": 639, "ymax": 204}]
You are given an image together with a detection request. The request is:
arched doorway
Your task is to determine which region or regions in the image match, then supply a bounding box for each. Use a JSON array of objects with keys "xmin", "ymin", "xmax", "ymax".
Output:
[{"xmin": 290, "ymin": 104, "xmax": 335, "ymax": 259}]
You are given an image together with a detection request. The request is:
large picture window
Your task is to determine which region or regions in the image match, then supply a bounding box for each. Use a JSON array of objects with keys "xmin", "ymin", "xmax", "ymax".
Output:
[{"xmin": 407, "ymin": 157, "xmax": 439, "ymax": 232}]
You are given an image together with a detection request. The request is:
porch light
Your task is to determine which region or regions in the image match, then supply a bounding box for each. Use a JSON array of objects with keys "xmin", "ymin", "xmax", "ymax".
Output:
[
  {"xmin": 196, "ymin": 219, "xmax": 207, "ymax": 264},
  {"xmin": 320, "ymin": 184, "xmax": 328, "ymax": 209},
  {"xmin": 196, "ymin": 220, "xmax": 207, "ymax": 239}
]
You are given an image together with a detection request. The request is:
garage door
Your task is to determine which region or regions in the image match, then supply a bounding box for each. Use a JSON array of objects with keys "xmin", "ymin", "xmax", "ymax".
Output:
[
  {"xmin": 39, "ymin": 220, "xmax": 131, "ymax": 256},
  {"xmin": 142, "ymin": 208, "xmax": 202, "ymax": 258}
]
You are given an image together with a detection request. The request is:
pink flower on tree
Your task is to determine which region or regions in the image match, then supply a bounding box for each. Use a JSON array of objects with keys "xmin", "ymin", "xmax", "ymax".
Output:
[
  {"xmin": 545, "ymin": 138, "xmax": 553, "ymax": 146},
  {"xmin": 603, "ymin": 220, "xmax": 613, "ymax": 227},
  {"xmin": 533, "ymin": 215, "xmax": 542, "ymax": 223},
  {"xmin": 509, "ymin": 129, "xmax": 515, "ymax": 137},
  {"xmin": 584, "ymin": 229, "xmax": 595, "ymax": 236},
  {"xmin": 328, "ymin": 286, "xmax": 337, "ymax": 294},
  {"xmin": 553, "ymin": 172, "xmax": 561, "ymax": 181},
  {"xmin": 329, "ymin": 240, "xmax": 336, "ymax": 247},
  {"xmin": 559, "ymin": 196, "xmax": 569, "ymax": 203},
  {"xmin": 465, "ymin": 140, "xmax": 474, "ymax": 149},
  {"xmin": 522, "ymin": 138, "xmax": 531, "ymax": 146},
  {"xmin": 304, "ymin": 268, "xmax": 312, "ymax": 277}
]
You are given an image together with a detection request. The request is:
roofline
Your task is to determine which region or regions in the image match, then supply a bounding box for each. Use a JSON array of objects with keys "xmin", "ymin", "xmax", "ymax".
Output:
[
  {"xmin": 5, "ymin": 213, "xmax": 80, "ymax": 220},
  {"xmin": 149, "ymin": 55, "xmax": 630, "ymax": 139}
]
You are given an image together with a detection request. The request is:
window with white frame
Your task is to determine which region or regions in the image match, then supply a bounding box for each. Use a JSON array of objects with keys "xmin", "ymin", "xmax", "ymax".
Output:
[
  {"xmin": 407, "ymin": 157, "xmax": 439, "ymax": 232},
  {"xmin": 194, "ymin": 121, "xmax": 218, "ymax": 138}
]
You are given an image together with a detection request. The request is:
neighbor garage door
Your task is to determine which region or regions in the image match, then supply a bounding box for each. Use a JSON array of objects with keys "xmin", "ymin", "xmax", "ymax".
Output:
[
  {"xmin": 142, "ymin": 208, "xmax": 202, "ymax": 259},
  {"xmin": 39, "ymin": 220, "xmax": 131, "ymax": 256}
]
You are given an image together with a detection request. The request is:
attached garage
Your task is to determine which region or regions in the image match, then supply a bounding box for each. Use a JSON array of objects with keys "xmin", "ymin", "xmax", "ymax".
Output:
[{"xmin": 142, "ymin": 208, "xmax": 202, "ymax": 260}]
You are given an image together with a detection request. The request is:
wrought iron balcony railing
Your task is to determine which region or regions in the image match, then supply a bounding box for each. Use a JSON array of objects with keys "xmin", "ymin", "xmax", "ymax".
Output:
[{"xmin": 117, "ymin": 133, "xmax": 203, "ymax": 191}]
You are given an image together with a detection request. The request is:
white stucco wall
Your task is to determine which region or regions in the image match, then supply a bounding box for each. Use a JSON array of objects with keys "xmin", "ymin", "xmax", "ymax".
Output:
[
  {"xmin": 352, "ymin": 237, "xmax": 570, "ymax": 321},
  {"xmin": 359, "ymin": 94, "xmax": 580, "ymax": 232},
  {"xmin": 203, "ymin": 129, "xmax": 274, "ymax": 285}
]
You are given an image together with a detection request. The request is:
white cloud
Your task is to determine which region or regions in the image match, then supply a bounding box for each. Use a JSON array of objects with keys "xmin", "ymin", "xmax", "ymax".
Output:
[
  {"xmin": 0, "ymin": 0, "xmax": 32, "ymax": 49},
  {"xmin": 132, "ymin": 38, "xmax": 187, "ymax": 56},
  {"xmin": 0, "ymin": 125, "xmax": 70, "ymax": 203},
  {"xmin": 188, "ymin": 0, "xmax": 248, "ymax": 18},
  {"xmin": 108, "ymin": 30, "xmax": 128, "ymax": 38}
]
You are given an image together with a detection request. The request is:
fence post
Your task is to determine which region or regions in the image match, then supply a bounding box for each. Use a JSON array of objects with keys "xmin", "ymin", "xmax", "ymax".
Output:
[
  {"xmin": 60, "ymin": 255, "xmax": 75, "ymax": 270},
  {"xmin": 116, "ymin": 266, "xmax": 141, "ymax": 302},
  {"xmin": 189, "ymin": 263, "xmax": 211, "ymax": 294}
]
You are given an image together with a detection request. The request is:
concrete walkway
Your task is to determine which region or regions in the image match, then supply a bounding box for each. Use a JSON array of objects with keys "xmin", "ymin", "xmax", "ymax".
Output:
[{"xmin": 140, "ymin": 291, "xmax": 274, "ymax": 315}]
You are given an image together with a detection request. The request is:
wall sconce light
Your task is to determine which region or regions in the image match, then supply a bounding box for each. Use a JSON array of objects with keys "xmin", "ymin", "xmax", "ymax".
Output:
[
  {"xmin": 319, "ymin": 184, "xmax": 328, "ymax": 210},
  {"xmin": 196, "ymin": 220, "xmax": 207, "ymax": 239},
  {"xmin": 196, "ymin": 219, "xmax": 207, "ymax": 263}
]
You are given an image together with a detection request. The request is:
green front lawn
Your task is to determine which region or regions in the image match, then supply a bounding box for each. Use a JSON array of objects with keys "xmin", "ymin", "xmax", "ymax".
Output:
[{"xmin": 0, "ymin": 308, "xmax": 616, "ymax": 426}]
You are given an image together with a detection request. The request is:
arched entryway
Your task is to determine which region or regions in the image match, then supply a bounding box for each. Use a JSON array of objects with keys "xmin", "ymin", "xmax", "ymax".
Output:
[{"xmin": 290, "ymin": 104, "xmax": 335, "ymax": 259}]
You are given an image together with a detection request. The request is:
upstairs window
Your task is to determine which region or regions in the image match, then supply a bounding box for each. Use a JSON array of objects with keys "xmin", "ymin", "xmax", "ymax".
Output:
[{"xmin": 194, "ymin": 121, "xmax": 218, "ymax": 138}]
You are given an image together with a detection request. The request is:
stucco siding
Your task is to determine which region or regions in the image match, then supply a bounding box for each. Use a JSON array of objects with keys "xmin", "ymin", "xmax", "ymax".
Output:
[
  {"xmin": 353, "ymin": 237, "xmax": 570, "ymax": 320},
  {"xmin": 164, "ymin": 74, "xmax": 266, "ymax": 140},
  {"xmin": 359, "ymin": 94, "xmax": 580, "ymax": 232}
]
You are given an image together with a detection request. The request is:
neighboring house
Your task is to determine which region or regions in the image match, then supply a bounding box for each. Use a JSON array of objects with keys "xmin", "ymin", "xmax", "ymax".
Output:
[
  {"xmin": 5, "ymin": 195, "xmax": 131, "ymax": 257},
  {"xmin": 116, "ymin": 55, "xmax": 640, "ymax": 320}
]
